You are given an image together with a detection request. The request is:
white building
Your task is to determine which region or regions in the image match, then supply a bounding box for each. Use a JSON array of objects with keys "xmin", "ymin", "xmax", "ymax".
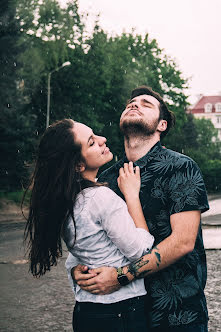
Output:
[{"xmin": 188, "ymin": 95, "xmax": 221, "ymax": 141}]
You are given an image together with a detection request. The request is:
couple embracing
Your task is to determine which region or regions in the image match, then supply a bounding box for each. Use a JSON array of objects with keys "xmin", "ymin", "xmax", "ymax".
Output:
[{"xmin": 25, "ymin": 86, "xmax": 209, "ymax": 332}]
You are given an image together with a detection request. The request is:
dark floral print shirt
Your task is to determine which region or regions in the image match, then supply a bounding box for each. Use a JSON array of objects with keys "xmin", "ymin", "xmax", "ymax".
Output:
[{"xmin": 98, "ymin": 141, "xmax": 209, "ymax": 328}]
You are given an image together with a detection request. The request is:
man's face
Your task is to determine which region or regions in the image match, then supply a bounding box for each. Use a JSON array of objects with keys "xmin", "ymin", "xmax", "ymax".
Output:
[{"xmin": 120, "ymin": 94, "xmax": 161, "ymax": 137}]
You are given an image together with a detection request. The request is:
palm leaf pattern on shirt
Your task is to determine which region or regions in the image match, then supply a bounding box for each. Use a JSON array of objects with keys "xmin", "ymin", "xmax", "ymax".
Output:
[
  {"xmin": 168, "ymin": 167, "xmax": 205, "ymax": 213},
  {"xmin": 151, "ymin": 279, "xmax": 181, "ymax": 311},
  {"xmin": 155, "ymin": 210, "xmax": 171, "ymax": 238},
  {"xmin": 168, "ymin": 310, "xmax": 198, "ymax": 326},
  {"xmin": 148, "ymin": 152, "xmax": 192, "ymax": 174},
  {"xmin": 151, "ymin": 177, "xmax": 168, "ymax": 203},
  {"xmin": 149, "ymin": 310, "xmax": 164, "ymax": 327},
  {"xmin": 140, "ymin": 169, "xmax": 152, "ymax": 188},
  {"xmin": 151, "ymin": 268, "xmax": 199, "ymax": 311}
]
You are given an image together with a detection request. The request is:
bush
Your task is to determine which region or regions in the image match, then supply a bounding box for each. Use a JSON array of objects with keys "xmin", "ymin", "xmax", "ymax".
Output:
[
  {"xmin": 201, "ymin": 159, "xmax": 221, "ymax": 193},
  {"xmin": 0, "ymin": 190, "xmax": 30, "ymax": 205}
]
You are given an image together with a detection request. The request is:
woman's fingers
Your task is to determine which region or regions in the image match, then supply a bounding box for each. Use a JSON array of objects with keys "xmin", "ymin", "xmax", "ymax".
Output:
[
  {"xmin": 128, "ymin": 161, "xmax": 134, "ymax": 173},
  {"xmin": 135, "ymin": 165, "xmax": 140, "ymax": 176},
  {"xmin": 120, "ymin": 162, "xmax": 139, "ymax": 177},
  {"xmin": 123, "ymin": 162, "xmax": 129, "ymax": 174},
  {"xmin": 119, "ymin": 167, "xmax": 125, "ymax": 176},
  {"xmin": 123, "ymin": 161, "xmax": 135, "ymax": 175}
]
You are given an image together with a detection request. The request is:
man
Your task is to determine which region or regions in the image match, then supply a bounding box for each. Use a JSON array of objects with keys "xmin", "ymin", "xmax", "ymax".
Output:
[{"xmin": 66, "ymin": 86, "xmax": 209, "ymax": 331}]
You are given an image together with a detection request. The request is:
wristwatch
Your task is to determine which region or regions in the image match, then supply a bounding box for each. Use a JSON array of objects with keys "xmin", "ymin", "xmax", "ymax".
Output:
[{"xmin": 116, "ymin": 267, "xmax": 130, "ymax": 286}]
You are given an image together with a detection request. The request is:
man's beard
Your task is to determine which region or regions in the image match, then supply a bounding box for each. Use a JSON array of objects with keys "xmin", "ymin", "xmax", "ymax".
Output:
[{"xmin": 120, "ymin": 118, "xmax": 159, "ymax": 137}]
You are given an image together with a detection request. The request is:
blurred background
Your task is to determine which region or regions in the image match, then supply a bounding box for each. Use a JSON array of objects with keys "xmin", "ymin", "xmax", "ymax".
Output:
[{"xmin": 1, "ymin": 0, "xmax": 221, "ymax": 195}]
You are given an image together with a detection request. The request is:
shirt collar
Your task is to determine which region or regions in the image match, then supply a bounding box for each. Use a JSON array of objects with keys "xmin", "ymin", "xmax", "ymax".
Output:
[{"xmin": 115, "ymin": 141, "xmax": 163, "ymax": 170}]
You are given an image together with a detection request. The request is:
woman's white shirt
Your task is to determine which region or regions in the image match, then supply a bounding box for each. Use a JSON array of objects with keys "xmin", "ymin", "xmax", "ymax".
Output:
[{"xmin": 64, "ymin": 186, "xmax": 154, "ymax": 304}]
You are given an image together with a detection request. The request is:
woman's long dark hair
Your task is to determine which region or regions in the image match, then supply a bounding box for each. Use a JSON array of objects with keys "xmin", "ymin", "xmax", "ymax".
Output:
[{"xmin": 24, "ymin": 119, "xmax": 98, "ymax": 277}]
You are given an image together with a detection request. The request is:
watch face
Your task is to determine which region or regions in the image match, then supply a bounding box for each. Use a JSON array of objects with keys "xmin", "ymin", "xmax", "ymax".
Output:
[{"xmin": 118, "ymin": 274, "xmax": 129, "ymax": 286}]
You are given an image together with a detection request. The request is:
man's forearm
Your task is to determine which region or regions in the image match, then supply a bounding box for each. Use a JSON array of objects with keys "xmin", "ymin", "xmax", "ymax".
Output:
[
  {"xmin": 123, "ymin": 211, "xmax": 200, "ymax": 281},
  {"xmin": 122, "ymin": 233, "xmax": 192, "ymax": 281}
]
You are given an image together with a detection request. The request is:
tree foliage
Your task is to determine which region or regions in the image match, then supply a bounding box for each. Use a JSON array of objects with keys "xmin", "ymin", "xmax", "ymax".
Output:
[
  {"xmin": 0, "ymin": 0, "xmax": 35, "ymax": 190},
  {"xmin": 1, "ymin": 0, "xmax": 220, "ymax": 192}
]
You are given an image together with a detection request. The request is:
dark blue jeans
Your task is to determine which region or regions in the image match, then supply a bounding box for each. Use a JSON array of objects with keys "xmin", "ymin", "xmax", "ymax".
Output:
[
  {"xmin": 73, "ymin": 295, "xmax": 148, "ymax": 332},
  {"xmin": 150, "ymin": 324, "xmax": 208, "ymax": 332}
]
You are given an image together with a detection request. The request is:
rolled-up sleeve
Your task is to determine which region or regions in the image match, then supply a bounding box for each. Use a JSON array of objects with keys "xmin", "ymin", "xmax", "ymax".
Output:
[{"xmin": 93, "ymin": 187, "xmax": 154, "ymax": 261}]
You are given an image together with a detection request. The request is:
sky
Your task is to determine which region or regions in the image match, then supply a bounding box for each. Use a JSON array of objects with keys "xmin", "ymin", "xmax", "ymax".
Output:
[{"xmin": 61, "ymin": 0, "xmax": 221, "ymax": 104}]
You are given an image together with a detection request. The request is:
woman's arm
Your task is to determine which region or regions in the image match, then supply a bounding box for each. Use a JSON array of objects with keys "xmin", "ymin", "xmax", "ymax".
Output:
[
  {"xmin": 117, "ymin": 162, "xmax": 149, "ymax": 232},
  {"xmin": 90, "ymin": 185, "xmax": 154, "ymax": 262},
  {"xmin": 67, "ymin": 163, "xmax": 152, "ymax": 286}
]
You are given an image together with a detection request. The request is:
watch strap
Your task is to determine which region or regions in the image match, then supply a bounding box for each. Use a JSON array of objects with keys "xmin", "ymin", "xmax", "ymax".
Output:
[{"xmin": 116, "ymin": 267, "xmax": 130, "ymax": 286}]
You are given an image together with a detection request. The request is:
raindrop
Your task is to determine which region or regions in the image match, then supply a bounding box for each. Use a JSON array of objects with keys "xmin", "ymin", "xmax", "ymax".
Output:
[
  {"xmin": 17, "ymin": 150, "xmax": 20, "ymax": 153},
  {"xmin": 14, "ymin": 62, "xmax": 17, "ymax": 66},
  {"xmin": 6, "ymin": 171, "xmax": 8, "ymax": 175},
  {"xmin": 7, "ymin": 104, "xmax": 10, "ymax": 108}
]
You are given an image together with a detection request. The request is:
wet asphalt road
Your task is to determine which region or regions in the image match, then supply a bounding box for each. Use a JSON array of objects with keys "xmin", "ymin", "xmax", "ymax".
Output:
[{"xmin": 0, "ymin": 220, "xmax": 221, "ymax": 332}]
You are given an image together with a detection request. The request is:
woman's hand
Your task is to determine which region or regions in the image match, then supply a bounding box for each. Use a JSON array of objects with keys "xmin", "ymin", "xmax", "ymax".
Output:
[{"xmin": 117, "ymin": 161, "xmax": 140, "ymax": 200}]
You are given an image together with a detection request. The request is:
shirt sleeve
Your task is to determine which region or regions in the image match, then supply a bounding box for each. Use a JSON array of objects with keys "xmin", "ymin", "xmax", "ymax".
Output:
[
  {"xmin": 91, "ymin": 186, "xmax": 154, "ymax": 262},
  {"xmin": 167, "ymin": 159, "xmax": 209, "ymax": 215},
  {"xmin": 65, "ymin": 253, "xmax": 79, "ymax": 294}
]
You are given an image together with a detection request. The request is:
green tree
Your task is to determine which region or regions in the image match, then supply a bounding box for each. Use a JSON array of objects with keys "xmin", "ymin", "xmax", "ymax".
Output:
[
  {"xmin": 183, "ymin": 117, "xmax": 220, "ymax": 160},
  {"xmin": 180, "ymin": 116, "xmax": 221, "ymax": 192},
  {"xmin": 16, "ymin": 0, "xmax": 85, "ymax": 134},
  {"xmin": 203, "ymin": 159, "xmax": 221, "ymax": 192},
  {"xmin": 0, "ymin": 0, "xmax": 35, "ymax": 190},
  {"xmin": 2, "ymin": 1, "xmax": 201, "ymax": 191}
]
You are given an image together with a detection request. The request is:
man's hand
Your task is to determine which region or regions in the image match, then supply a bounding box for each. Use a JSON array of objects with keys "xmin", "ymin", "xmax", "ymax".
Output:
[
  {"xmin": 71, "ymin": 264, "xmax": 97, "ymax": 282},
  {"xmin": 73, "ymin": 265, "xmax": 120, "ymax": 295}
]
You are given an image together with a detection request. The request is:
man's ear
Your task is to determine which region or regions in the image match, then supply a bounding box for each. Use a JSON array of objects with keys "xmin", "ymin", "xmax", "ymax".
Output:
[
  {"xmin": 76, "ymin": 162, "xmax": 85, "ymax": 173},
  {"xmin": 157, "ymin": 120, "xmax": 167, "ymax": 134}
]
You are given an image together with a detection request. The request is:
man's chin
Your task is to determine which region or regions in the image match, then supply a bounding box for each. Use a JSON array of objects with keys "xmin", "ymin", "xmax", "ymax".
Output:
[{"xmin": 120, "ymin": 119, "xmax": 157, "ymax": 137}]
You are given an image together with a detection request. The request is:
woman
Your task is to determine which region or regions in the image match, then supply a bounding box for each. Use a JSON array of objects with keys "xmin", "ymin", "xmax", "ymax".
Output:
[{"xmin": 24, "ymin": 119, "xmax": 154, "ymax": 332}]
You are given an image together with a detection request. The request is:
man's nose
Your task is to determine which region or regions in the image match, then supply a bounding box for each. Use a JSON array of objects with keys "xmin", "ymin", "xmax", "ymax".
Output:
[{"xmin": 130, "ymin": 101, "xmax": 138, "ymax": 108}]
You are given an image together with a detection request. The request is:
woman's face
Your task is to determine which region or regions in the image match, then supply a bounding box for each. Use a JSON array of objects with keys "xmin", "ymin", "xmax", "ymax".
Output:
[{"xmin": 73, "ymin": 122, "xmax": 113, "ymax": 173}]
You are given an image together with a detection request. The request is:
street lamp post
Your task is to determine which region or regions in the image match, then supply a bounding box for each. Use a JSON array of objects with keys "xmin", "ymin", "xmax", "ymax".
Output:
[{"xmin": 46, "ymin": 61, "xmax": 71, "ymax": 128}]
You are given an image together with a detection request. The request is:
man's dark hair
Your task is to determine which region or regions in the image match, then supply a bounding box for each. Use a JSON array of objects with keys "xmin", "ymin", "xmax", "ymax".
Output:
[{"xmin": 130, "ymin": 86, "xmax": 175, "ymax": 139}]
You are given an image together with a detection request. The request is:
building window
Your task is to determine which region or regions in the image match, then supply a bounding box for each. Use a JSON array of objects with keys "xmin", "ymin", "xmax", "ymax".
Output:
[
  {"xmin": 217, "ymin": 116, "xmax": 221, "ymax": 124},
  {"xmin": 215, "ymin": 103, "xmax": 221, "ymax": 112},
  {"xmin": 204, "ymin": 103, "xmax": 212, "ymax": 112}
]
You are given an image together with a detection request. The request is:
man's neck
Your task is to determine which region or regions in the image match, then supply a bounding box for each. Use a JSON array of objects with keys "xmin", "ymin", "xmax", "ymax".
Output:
[{"xmin": 124, "ymin": 134, "xmax": 160, "ymax": 162}]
